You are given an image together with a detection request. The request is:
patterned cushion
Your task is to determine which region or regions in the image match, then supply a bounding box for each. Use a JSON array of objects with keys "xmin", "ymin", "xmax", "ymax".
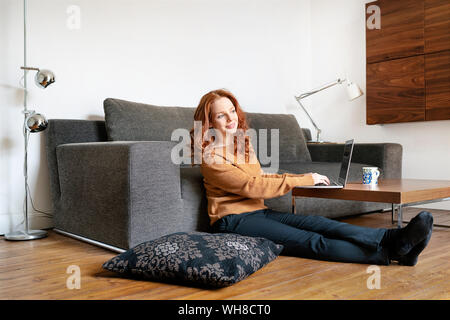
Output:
[{"xmin": 102, "ymin": 232, "xmax": 283, "ymax": 288}]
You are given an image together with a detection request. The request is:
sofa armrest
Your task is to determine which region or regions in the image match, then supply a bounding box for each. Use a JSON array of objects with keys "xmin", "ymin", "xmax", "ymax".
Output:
[
  {"xmin": 55, "ymin": 141, "xmax": 183, "ymax": 249},
  {"xmin": 307, "ymin": 143, "xmax": 403, "ymax": 179}
]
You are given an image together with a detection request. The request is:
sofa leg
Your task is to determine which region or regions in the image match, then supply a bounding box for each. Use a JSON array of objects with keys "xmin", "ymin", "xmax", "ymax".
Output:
[{"xmin": 53, "ymin": 229, "xmax": 126, "ymax": 253}]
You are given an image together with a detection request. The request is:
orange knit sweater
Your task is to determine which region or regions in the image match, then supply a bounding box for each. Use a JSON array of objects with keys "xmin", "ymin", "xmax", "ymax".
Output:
[{"xmin": 200, "ymin": 144, "xmax": 315, "ymax": 225}]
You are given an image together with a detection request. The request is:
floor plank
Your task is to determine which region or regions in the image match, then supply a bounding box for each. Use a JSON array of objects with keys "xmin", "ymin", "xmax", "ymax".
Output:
[{"xmin": 0, "ymin": 208, "xmax": 448, "ymax": 300}]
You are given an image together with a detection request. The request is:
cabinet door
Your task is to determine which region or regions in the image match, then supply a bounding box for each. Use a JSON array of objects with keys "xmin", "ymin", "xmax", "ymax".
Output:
[
  {"xmin": 425, "ymin": 50, "xmax": 450, "ymax": 120},
  {"xmin": 366, "ymin": 0, "xmax": 425, "ymax": 64},
  {"xmin": 425, "ymin": 0, "xmax": 450, "ymax": 53},
  {"xmin": 367, "ymin": 55, "xmax": 425, "ymax": 124}
]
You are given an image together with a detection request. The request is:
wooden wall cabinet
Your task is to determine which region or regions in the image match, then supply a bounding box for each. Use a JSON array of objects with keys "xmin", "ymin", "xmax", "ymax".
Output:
[
  {"xmin": 366, "ymin": 0, "xmax": 450, "ymax": 125},
  {"xmin": 426, "ymin": 50, "xmax": 450, "ymax": 120},
  {"xmin": 425, "ymin": 0, "xmax": 450, "ymax": 53},
  {"xmin": 367, "ymin": 55, "xmax": 425, "ymax": 124}
]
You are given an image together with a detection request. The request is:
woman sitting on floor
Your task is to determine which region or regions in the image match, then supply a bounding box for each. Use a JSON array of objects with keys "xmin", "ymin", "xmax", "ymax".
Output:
[{"xmin": 189, "ymin": 88, "xmax": 433, "ymax": 266}]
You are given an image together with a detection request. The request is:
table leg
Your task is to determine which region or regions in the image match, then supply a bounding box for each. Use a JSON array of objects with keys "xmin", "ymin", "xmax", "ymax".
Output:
[
  {"xmin": 391, "ymin": 204, "xmax": 395, "ymax": 225},
  {"xmin": 397, "ymin": 204, "xmax": 403, "ymax": 228},
  {"xmin": 292, "ymin": 195, "xmax": 296, "ymax": 214}
]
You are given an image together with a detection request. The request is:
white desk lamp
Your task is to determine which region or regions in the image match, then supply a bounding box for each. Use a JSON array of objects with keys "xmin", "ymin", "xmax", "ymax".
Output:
[{"xmin": 295, "ymin": 78, "xmax": 363, "ymax": 142}]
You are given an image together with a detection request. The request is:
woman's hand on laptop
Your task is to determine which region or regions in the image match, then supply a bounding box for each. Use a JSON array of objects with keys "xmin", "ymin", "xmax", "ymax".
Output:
[{"xmin": 310, "ymin": 173, "xmax": 330, "ymax": 185}]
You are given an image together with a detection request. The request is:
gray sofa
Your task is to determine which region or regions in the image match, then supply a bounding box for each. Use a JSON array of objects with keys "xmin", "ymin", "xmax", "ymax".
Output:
[{"xmin": 45, "ymin": 98, "xmax": 402, "ymax": 252}]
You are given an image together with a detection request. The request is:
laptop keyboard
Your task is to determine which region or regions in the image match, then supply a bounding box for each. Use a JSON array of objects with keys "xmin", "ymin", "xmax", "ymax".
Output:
[
  {"xmin": 330, "ymin": 179, "xmax": 340, "ymax": 186},
  {"xmin": 315, "ymin": 179, "xmax": 340, "ymax": 186}
]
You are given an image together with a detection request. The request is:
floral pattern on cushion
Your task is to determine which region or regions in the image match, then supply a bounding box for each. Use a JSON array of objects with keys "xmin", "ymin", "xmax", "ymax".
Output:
[{"xmin": 102, "ymin": 232, "xmax": 283, "ymax": 287}]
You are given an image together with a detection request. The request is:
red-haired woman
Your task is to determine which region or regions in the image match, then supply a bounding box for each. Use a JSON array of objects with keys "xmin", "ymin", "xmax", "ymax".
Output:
[{"xmin": 189, "ymin": 89, "xmax": 433, "ymax": 266}]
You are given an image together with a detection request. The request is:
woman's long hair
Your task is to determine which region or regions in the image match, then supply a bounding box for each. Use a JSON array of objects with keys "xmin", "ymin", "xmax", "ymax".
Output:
[{"xmin": 189, "ymin": 89, "xmax": 251, "ymax": 166}]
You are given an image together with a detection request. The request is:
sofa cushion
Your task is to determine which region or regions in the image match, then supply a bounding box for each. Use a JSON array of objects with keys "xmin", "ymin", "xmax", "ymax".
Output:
[
  {"xmin": 246, "ymin": 113, "xmax": 311, "ymax": 162},
  {"xmin": 102, "ymin": 231, "xmax": 283, "ymax": 288},
  {"xmin": 103, "ymin": 98, "xmax": 311, "ymax": 162},
  {"xmin": 104, "ymin": 98, "xmax": 195, "ymax": 142}
]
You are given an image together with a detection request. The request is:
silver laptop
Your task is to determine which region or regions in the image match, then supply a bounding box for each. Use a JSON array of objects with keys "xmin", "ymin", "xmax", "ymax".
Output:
[{"xmin": 297, "ymin": 139, "xmax": 354, "ymax": 189}]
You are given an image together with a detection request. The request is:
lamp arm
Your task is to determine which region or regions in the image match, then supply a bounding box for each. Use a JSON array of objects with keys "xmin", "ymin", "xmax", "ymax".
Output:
[
  {"xmin": 294, "ymin": 78, "xmax": 347, "ymax": 142},
  {"xmin": 297, "ymin": 78, "xmax": 346, "ymax": 99},
  {"xmin": 20, "ymin": 66, "xmax": 40, "ymax": 71},
  {"xmin": 294, "ymin": 97, "xmax": 322, "ymax": 142}
]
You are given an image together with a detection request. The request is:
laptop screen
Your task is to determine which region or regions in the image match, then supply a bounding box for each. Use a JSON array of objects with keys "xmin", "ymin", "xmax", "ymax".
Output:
[{"xmin": 338, "ymin": 139, "xmax": 354, "ymax": 185}]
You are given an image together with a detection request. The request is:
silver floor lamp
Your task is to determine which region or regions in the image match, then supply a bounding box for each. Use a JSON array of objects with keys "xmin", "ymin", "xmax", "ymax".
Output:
[
  {"xmin": 295, "ymin": 78, "xmax": 363, "ymax": 142},
  {"xmin": 5, "ymin": 0, "xmax": 55, "ymax": 241}
]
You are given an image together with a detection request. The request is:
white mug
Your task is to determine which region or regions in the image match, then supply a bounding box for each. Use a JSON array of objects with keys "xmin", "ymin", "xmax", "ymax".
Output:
[{"xmin": 362, "ymin": 167, "xmax": 380, "ymax": 185}]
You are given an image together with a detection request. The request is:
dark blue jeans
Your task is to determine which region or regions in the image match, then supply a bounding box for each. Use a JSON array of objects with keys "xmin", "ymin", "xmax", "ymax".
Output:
[{"xmin": 212, "ymin": 208, "xmax": 390, "ymax": 265}]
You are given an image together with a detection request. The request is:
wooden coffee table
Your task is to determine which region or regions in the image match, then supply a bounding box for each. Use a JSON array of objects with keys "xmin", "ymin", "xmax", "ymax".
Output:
[{"xmin": 292, "ymin": 179, "xmax": 450, "ymax": 228}]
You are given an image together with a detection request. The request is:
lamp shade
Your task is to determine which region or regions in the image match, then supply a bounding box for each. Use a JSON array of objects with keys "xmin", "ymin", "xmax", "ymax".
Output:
[
  {"xmin": 34, "ymin": 69, "xmax": 55, "ymax": 89},
  {"xmin": 26, "ymin": 112, "xmax": 48, "ymax": 132},
  {"xmin": 346, "ymin": 81, "xmax": 363, "ymax": 101}
]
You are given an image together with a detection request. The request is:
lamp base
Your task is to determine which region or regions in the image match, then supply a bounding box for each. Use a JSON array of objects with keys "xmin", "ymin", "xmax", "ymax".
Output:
[{"xmin": 4, "ymin": 229, "xmax": 48, "ymax": 241}]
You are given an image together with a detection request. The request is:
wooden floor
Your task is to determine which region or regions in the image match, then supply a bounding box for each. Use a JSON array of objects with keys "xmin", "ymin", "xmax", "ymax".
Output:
[{"xmin": 1, "ymin": 208, "xmax": 449, "ymax": 300}]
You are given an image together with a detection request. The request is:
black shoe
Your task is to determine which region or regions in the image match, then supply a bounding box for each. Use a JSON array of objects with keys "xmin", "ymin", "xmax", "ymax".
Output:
[
  {"xmin": 395, "ymin": 211, "xmax": 433, "ymax": 256},
  {"xmin": 398, "ymin": 221, "xmax": 433, "ymax": 266}
]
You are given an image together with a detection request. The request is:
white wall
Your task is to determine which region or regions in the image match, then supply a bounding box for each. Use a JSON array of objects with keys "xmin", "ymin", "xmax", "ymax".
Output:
[
  {"xmin": 294, "ymin": 0, "xmax": 450, "ymax": 210},
  {"xmin": 0, "ymin": 0, "xmax": 312, "ymax": 234}
]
